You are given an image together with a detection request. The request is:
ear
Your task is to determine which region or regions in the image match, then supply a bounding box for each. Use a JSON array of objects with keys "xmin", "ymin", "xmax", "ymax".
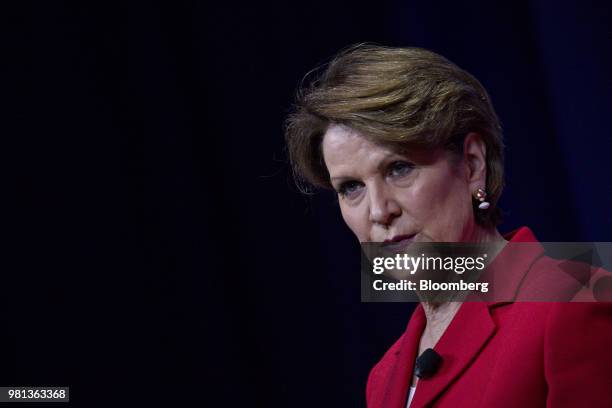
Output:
[{"xmin": 462, "ymin": 132, "xmax": 487, "ymax": 191}]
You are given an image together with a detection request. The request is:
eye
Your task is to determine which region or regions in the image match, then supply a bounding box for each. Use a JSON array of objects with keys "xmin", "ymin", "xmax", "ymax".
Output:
[
  {"xmin": 337, "ymin": 180, "xmax": 364, "ymax": 200},
  {"xmin": 388, "ymin": 161, "xmax": 414, "ymax": 178}
]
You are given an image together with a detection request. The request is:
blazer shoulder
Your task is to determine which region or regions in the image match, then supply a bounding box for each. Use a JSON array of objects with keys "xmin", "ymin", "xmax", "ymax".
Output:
[
  {"xmin": 518, "ymin": 253, "xmax": 611, "ymax": 301},
  {"xmin": 543, "ymin": 302, "xmax": 612, "ymax": 407}
]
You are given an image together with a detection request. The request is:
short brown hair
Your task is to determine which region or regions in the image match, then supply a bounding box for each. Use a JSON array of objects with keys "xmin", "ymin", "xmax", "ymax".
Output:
[{"xmin": 284, "ymin": 43, "xmax": 504, "ymax": 227}]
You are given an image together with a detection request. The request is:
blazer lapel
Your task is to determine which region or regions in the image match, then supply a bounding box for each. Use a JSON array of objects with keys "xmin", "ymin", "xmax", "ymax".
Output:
[
  {"xmin": 407, "ymin": 227, "xmax": 543, "ymax": 406},
  {"xmin": 481, "ymin": 227, "xmax": 545, "ymax": 304},
  {"xmin": 382, "ymin": 305, "xmax": 426, "ymax": 408},
  {"xmin": 409, "ymin": 302, "xmax": 496, "ymax": 407},
  {"xmin": 379, "ymin": 227, "xmax": 542, "ymax": 407}
]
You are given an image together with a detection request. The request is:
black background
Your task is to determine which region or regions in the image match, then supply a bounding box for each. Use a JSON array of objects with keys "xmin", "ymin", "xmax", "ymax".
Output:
[{"xmin": 6, "ymin": 1, "xmax": 612, "ymax": 406}]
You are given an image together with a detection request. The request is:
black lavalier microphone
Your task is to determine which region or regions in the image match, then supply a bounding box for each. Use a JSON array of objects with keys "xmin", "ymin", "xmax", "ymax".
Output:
[{"xmin": 414, "ymin": 348, "xmax": 443, "ymax": 379}]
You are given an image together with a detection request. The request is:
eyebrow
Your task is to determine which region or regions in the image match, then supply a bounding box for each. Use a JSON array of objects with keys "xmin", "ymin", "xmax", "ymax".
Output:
[
  {"xmin": 330, "ymin": 175, "xmax": 352, "ymax": 182},
  {"xmin": 329, "ymin": 152, "xmax": 407, "ymax": 182}
]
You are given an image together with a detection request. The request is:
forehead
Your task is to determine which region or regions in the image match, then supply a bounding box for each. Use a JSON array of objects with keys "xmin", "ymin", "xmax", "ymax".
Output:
[
  {"xmin": 322, "ymin": 124, "xmax": 448, "ymax": 176},
  {"xmin": 322, "ymin": 124, "xmax": 395, "ymax": 169}
]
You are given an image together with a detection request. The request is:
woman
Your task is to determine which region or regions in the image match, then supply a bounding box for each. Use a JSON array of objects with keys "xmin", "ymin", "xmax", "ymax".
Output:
[{"xmin": 284, "ymin": 44, "xmax": 612, "ymax": 407}]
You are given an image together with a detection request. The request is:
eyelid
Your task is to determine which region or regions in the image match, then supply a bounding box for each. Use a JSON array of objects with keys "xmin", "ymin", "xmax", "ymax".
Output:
[
  {"xmin": 387, "ymin": 160, "xmax": 415, "ymax": 176},
  {"xmin": 337, "ymin": 180, "xmax": 364, "ymax": 198}
]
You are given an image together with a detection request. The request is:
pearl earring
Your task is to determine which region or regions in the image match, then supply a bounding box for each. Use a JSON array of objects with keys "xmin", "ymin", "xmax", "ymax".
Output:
[{"xmin": 474, "ymin": 188, "xmax": 490, "ymax": 210}]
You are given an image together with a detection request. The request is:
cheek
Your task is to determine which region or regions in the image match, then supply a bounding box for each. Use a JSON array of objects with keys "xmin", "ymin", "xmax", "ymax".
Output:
[
  {"xmin": 399, "ymin": 180, "xmax": 445, "ymax": 217},
  {"xmin": 339, "ymin": 203, "xmax": 368, "ymax": 241},
  {"xmin": 404, "ymin": 169, "xmax": 471, "ymax": 230}
]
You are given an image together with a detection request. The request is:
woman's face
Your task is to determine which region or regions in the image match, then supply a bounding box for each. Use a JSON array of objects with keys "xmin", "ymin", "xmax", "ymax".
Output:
[{"xmin": 322, "ymin": 124, "xmax": 484, "ymax": 244}]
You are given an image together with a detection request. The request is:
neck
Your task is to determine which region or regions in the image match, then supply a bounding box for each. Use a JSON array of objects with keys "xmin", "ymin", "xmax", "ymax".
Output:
[
  {"xmin": 422, "ymin": 301, "xmax": 461, "ymax": 323},
  {"xmin": 421, "ymin": 226, "xmax": 507, "ymax": 314},
  {"xmin": 417, "ymin": 301, "xmax": 462, "ymax": 356},
  {"xmin": 468, "ymin": 225, "xmax": 507, "ymax": 244}
]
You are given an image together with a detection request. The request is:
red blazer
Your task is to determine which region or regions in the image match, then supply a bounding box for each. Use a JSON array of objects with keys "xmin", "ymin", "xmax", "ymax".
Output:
[{"xmin": 366, "ymin": 227, "xmax": 612, "ymax": 407}]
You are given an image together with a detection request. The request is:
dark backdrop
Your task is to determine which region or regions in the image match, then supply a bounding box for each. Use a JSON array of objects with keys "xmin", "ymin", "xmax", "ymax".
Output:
[{"xmin": 7, "ymin": 1, "xmax": 612, "ymax": 406}]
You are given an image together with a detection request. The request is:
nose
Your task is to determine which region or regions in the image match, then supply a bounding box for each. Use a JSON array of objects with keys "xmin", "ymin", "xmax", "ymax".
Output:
[{"xmin": 368, "ymin": 181, "xmax": 401, "ymax": 226}]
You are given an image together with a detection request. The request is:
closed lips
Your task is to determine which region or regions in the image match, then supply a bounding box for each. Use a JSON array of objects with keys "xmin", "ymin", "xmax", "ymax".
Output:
[{"xmin": 384, "ymin": 234, "xmax": 416, "ymax": 244}]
